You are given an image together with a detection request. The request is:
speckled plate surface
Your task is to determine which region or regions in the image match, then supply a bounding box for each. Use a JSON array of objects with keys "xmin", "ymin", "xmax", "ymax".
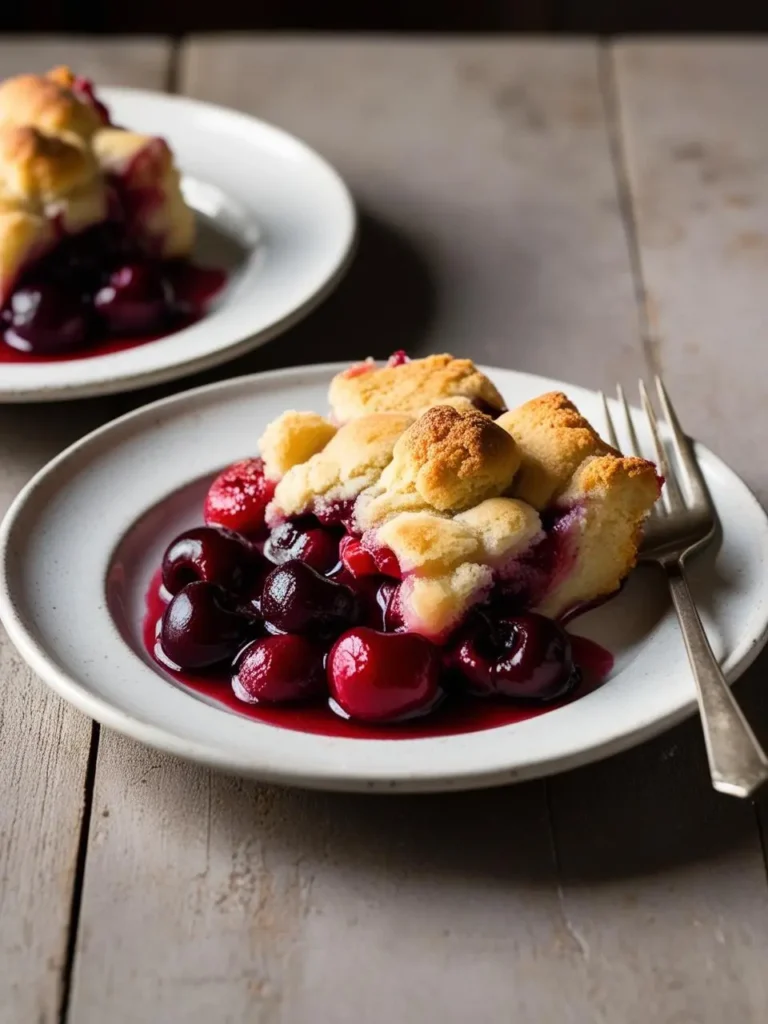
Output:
[
  {"xmin": 1, "ymin": 364, "xmax": 767, "ymax": 791},
  {"xmin": 0, "ymin": 89, "xmax": 355, "ymax": 402}
]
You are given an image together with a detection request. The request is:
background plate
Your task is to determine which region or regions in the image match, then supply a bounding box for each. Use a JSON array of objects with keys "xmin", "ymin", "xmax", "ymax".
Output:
[{"xmin": 0, "ymin": 89, "xmax": 355, "ymax": 402}]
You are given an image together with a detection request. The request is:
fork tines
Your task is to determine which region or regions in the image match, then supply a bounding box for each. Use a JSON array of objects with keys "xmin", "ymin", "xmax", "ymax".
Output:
[{"xmin": 601, "ymin": 377, "xmax": 710, "ymax": 518}]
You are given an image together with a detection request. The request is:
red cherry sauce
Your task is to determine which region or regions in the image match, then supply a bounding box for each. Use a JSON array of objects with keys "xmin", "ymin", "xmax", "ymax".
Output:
[
  {"xmin": 142, "ymin": 569, "xmax": 613, "ymax": 740},
  {"xmin": 0, "ymin": 262, "xmax": 226, "ymax": 363}
]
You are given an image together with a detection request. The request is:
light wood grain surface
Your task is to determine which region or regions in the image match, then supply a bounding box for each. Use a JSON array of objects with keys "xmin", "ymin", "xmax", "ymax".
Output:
[
  {"xmin": 0, "ymin": 36, "xmax": 767, "ymax": 1024},
  {"xmin": 0, "ymin": 38, "xmax": 172, "ymax": 1024}
]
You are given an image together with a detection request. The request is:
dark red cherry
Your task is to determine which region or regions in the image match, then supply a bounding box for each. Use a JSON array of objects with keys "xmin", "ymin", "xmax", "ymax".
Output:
[
  {"xmin": 447, "ymin": 612, "xmax": 579, "ymax": 703},
  {"xmin": 204, "ymin": 458, "xmax": 275, "ymax": 537},
  {"xmin": 339, "ymin": 536, "xmax": 379, "ymax": 578},
  {"xmin": 328, "ymin": 627, "xmax": 442, "ymax": 723},
  {"xmin": 263, "ymin": 520, "xmax": 339, "ymax": 574},
  {"xmin": 3, "ymin": 282, "xmax": 90, "ymax": 354},
  {"xmin": 260, "ymin": 560, "xmax": 359, "ymax": 638},
  {"xmin": 160, "ymin": 581, "xmax": 253, "ymax": 669},
  {"xmin": 369, "ymin": 543, "xmax": 401, "ymax": 579},
  {"xmin": 94, "ymin": 262, "xmax": 174, "ymax": 335},
  {"xmin": 161, "ymin": 525, "xmax": 256, "ymax": 596},
  {"xmin": 313, "ymin": 499, "xmax": 356, "ymax": 529},
  {"xmin": 238, "ymin": 557, "xmax": 274, "ymax": 618},
  {"xmin": 232, "ymin": 635, "xmax": 326, "ymax": 704},
  {"xmin": 40, "ymin": 231, "xmax": 101, "ymax": 290}
]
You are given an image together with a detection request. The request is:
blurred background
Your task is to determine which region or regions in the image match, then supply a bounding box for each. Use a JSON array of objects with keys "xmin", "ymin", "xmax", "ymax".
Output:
[{"xmin": 3, "ymin": 2, "xmax": 768, "ymax": 34}]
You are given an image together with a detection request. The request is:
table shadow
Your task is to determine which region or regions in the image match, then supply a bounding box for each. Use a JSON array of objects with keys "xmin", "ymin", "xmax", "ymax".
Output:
[
  {"xmin": 0, "ymin": 204, "xmax": 437, "ymax": 495},
  {"xmin": 182, "ymin": 650, "xmax": 768, "ymax": 891},
  {"xmin": 0, "ymin": 393, "xmax": 136, "ymax": 508},
  {"xmin": 137, "ymin": 204, "xmax": 439, "ymax": 405}
]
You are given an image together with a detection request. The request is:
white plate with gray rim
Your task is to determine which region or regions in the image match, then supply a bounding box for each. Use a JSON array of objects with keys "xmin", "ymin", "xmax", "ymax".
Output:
[
  {"xmin": 0, "ymin": 89, "xmax": 355, "ymax": 403},
  {"xmin": 1, "ymin": 363, "xmax": 767, "ymax": 792}
]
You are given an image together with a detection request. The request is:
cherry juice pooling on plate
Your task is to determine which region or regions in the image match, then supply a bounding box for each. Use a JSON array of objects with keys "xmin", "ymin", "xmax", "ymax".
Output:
[
  {"xmin": 142, "ymin": 566, "xmax": 611, "ymax": 740},
  {"xmin": 0, "ymin": 253, "xmax": 226, "ymax": 362}
]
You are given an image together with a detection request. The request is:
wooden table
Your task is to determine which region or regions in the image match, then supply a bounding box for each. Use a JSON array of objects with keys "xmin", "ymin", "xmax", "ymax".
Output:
[{"xmin": 2, "ymin": 37, "xmax": 767, "ymax": 1024}]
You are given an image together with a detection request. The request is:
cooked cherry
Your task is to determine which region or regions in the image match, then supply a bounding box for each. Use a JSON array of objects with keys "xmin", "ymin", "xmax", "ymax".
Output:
[
  {"xmin": 369, "ymin": 543, "xmax": 401, "ymax": 579},
  {"xmin": 342, "ymin": 535, "xmax": 400, "ymax": 579},
  {"xmin": 161, "ymin": 525, "xmax": 256, "ymax": 595},
  {"xmin": 325, "ymin": 572, "xmax": 374, "ymax": 629},
  {"xmin": 260, "ymin": 560, "xmax": 359, "ymax": 638},
  {"xmin": 263, "ymin": 520, "xmax": 339, "ymax": 574},
  {"xmin": 313, "ymin": 499, "xmax": 356, "ymax": 529},
  {"xmin": 320, "ymin": 568, "xmax": 402, "ymax": 632},
  {"xmin": 447, "ymin": 612, "xmax": 579, "ymax": 702},
  {"xmin": 232, "ymin": 635, "xmax": 326, "ymax": 704},
  {"xmin": 387, "ymin": 350, "xmax": 410, "ymax": 367},
  {"xmin": 38, "ymin": 235, "xmax": 95, "ymax": 290},
  {"xmin": 3, "ymin": 283, "xmax": 90, "ymax": 354},
  {"xmin": 238, "ymin": 557, "xmax": 274, "ymax": 618},
  {"xmin": 204, "ymin": 458, "xmax": 275, "ymax": 537},
  {"xmin": 339, "ymin": 536, "xmax": 379, "ymax": 578},
  {"xmin": 328, "ymin": 627, "xmax": 442, "ymax": 723},
  {"xmin": 160, "ymin": 581, "xmax": 253, "ymax": 669},
  {"xmin": 94, "ymin": 262, "xmax": 174, "ymax": 335}
]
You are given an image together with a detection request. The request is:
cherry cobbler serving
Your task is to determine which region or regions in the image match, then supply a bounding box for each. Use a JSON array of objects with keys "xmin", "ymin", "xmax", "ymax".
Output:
[
  {"xmin": 0, "ymin": 67, "xmax": 224, "ymax": 360},
  {"xmin": 144, "ymin": 353, "xmax": 661, "ymax": 735}
]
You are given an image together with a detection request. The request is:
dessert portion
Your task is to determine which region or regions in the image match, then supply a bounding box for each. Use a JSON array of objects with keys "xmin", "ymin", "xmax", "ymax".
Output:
[
  {"xmin": 145, "ymin": 353, "xmax": 661, "ymax": 730},
  {"xmin": 0, "ymin": 67, "xmax": 220, "ymax": 358}
]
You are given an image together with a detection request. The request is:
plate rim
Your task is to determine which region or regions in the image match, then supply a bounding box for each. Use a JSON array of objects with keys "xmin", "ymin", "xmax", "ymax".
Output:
[
  {"xmin": 2, "ymin": 362, "xmax": 768, "ymax": 792},
  {"xmin": 0, "ymin": 87, "xmax": 357, "ymax": 404}
]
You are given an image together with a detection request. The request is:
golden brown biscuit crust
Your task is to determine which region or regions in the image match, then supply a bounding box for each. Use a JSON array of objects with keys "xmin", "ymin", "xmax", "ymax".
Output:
[
  {"xmin": 0, "ymin": 122, "xmax": 106, "ymax": 301},
  {"xmin": 536, "ymin": 453, "xmax": 661, "ymax": 618},
  {"xmin": 385, "ymin": 405, "xmax": 521, "ymax": 513},
  {"xmin": 377, "ymin": 512, "xmax": 482, "ymax": 575},
  {"xmin": 329, "ymin": 354, "xmax": 506, "ymax": 421},
  {"xmin": 0, "ymin": 125, "xmax": 100, "ymax": 207},
  {"xmin": 269, "ymin": 412, "xmax": 413, "ymax": 520},
  {"xmin": 0, "ymin": 70, "xmax": 104, "ymax": 140},
  {"xmin": 0, "ymin": 66, "xmax": 195, "ymax": 296},
  {"xmin": 258, "ymin": 361, "xmax": 661, "ymax": 637},
  {"xmin": 260, "ymin": 411, "xmax": 337, "ymax": 481},
  {"xmin": 497, "ymin": 391, "xmax": 614, "ymax": 509}
]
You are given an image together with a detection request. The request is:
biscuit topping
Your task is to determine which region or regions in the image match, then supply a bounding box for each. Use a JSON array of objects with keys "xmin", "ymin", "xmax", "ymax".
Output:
[
  {"xmin": 0, "ymin": 66, "xmax": 195, "ymax": 308},
  {"xmin": 260, "ymin": 355, "xmax": 661, "ymax": 638},
  {"xmin": 381, "ymin": 404, "xmax": 520, "ymax": 513},
  {"xmin": 329, "ymin": 352, "xmax": 506, "ymax": 422}
]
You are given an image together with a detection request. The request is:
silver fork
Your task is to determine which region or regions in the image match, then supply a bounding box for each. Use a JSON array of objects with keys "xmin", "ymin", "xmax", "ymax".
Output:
[{"xmin": 601, "ymin": 378, "xmax": 768, "ymax": 798}]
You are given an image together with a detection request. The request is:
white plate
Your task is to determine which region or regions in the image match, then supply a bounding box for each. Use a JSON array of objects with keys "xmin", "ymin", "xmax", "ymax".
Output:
[
  {"xmin": 0, "ymin": 89, "xmax": 355, "ymax": 403},
  {"xmin": 2, "ymin": 364, "xmax": 768, "ymax": 792}
]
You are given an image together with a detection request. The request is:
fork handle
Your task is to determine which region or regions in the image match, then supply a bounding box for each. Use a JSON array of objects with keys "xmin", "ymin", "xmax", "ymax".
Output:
[{"xmin": 666, "ymin": 561, "xmax": 768, "ymax": 798}]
